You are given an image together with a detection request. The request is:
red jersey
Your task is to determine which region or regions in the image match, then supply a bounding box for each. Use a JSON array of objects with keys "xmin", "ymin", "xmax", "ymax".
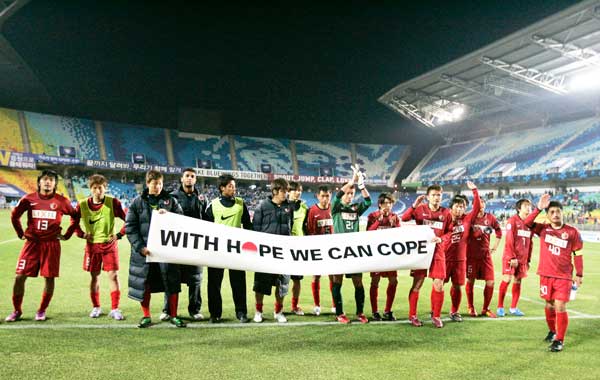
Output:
[
  {"xmin": 467, "ymin": 212, "xmax": 502, "ymax": 261},
  {"xmin": 401, "ymin": 203, "xmax": 451, "ymax": 237},
  {"xmin": 306, "ymin": 204, "xmax": 333, "ymax": 235},
  {"xmin": 11, "ymin": 192, "xmax": 77, "ymax": 241},
  {"xmin": 526, "ymin": 208, "xmax": 583, "ymax": 281},
  {"xmin": 502, "ymin": 213, "xmax": 534, "ymax": 263},
  {"xmin": 367, "ymin": 210, "xmax": 400, "ymax": 230},
  {"xmin": 440, "ymin": 189, "xmax": 481, "ymax": 262},
  {"xmin": 72, "ymin": 197, "xmax": 127, "ymax": 237}
]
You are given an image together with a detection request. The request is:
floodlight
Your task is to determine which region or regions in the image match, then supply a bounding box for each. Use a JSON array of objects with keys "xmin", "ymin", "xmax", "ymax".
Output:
[{"xmin": 569, "ymin": 69, "xmax": 600, "ymax": 92}]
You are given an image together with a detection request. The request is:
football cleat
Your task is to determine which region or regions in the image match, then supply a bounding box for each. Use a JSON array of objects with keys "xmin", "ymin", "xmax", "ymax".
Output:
[
  {"xmin": 496, "ymin": 307, "xmax": 505, "ymax": 317},
  {"xmin": 357, "ymin": 313, "xmax": 369, "ymax": 324},
  {"xmin": 274, "ymin": 312, "xmax": 288, "ymax": 323},
  {"xmin": 209, "ymin": 316, "xmax": 222, "ymax": 324},
  {"xmin": 253, "ymin": 312, "xmax": 263, "ymax": 323},
  {"xmin": 5, "ymin": 310, "xmax": 22, "ymax": 322},
  {"xmin": 292, "ymin": 307, "xmax": 305, "ymax": 316},
  {"xmin": 449, "ymin": 312, "xmax": 463, "ymax": 322},
  {"xmin": 544, "ymin": 331, "xmax": 556, "ymax": 343},
  {"xmin": 137, "ymin": 317, "xmax": 152, "ymax": 328},
  {"xmin": 409, "ymin": 315, "xmax": 424, "ymax": 327},
  {"xmin": 481, "ymin": 309, "xmax": 497, "ymax": 318},
  {"xmin": 190, "ymin": 313, "xmax": 204, "ymax": 321},
  {"xmin": 509, "ymin": 308, "xmax": 525, "ymax": 316},
  {"xmin": 109, "ymin": 309, "xmax": 125, "ymax": 320},
  {"xmin": 170, "ymin": 316, "xmax": 187, "ymax": 328},
  {"xmin": 382, "ymin": 311, "xmax": 396, "ymax": 321},
  {"xmin": 236, "ymin": 312, "xmax": 249, "ymax": 323},
  {"xmin": 467, "ymin": 306, "xmax": 478, "ymax": 317},
  {"xmin": 159, "ymin": 312, "xmax": 170, "ymax": 321},
  {"xmin": 35, "ymin": 311, "xmax": 47, "ymax": 321},
  {"xmin": 89, "ymin": 307, "xmax": 102, "ymax": 318},
  {"xmin": 431, "ymin": 316, "xmax": 444, "ymax": 328},
  {"xmin": 313, "ymin": 306, "xmax": 321, "ymax": 316},
  {"xmin": 372, "ymin": 312, "xmax": 382, "ymax": 321},
  {"xmin": 549, "ymin": 339, "xmax": 564, "ymax": 352},
  {"xmin": 336, "ymin": 314, "xmax": 351, "ymax": 324}
]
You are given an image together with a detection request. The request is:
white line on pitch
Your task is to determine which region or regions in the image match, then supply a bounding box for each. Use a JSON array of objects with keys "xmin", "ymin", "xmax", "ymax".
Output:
[{"xmin": 0, "ymin": 238, "xmax": 19, "ymax": 245}]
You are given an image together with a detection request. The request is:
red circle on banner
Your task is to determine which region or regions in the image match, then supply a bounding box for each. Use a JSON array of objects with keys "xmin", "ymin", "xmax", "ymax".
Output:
[{"xmin": 242, "ymin": 241, "xmax": 258, "ymax": 253}]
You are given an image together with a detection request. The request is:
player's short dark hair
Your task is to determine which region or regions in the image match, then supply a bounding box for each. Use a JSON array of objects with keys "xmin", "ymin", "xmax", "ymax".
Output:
[
  {"xmin": 271, "ymin": 178, "xmax": 289, "ymax": 194},
  {"xmin": 182, "ymin": 168, "xmax": 196, "ymax": 175},
  {"xmin": 88, "ymin": 174, "xmax": 108, "ymax": 187},
  {"xmin": 217, "ymin": 174, "xmax": 235, "ymax": 193},
  {"xmin": 547, "ymin": 200, "xmax": 563, "ymax": 211},
  {"xmin": 427, "ymin": 184, "xmax": 443, "ymax": 195},
  {"xmin": 37, "ymin": 169, "xmax": 58, "ymax": 192},
  {"xmin": 378, "ymin": 192, "xmax": 395, "ymax": 206},
  {"xmin": 515, "ymin": 198, "xmax": 531, "ymax": 211},
  {"xmin": 289, "ymin": 181, "xmax": 302, "ymax": 191},
  {"xmin": 145, "ymin": 170, "xmax": 163, "ymax": 184},
  {"xmin": 317, "ymin": 185, "xmax": 329, "ymax": 194},
  {"xmin": 450, "ymin": 194, "xmax": 468, "ymax": 207}
]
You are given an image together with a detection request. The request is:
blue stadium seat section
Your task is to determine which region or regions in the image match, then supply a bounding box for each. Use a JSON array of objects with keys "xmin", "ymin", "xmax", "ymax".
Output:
[
  {"xmin": 172, "ymin": 132, "xmax": 232, "ymax": 169},
  {"xmin": 25, "ymin": 111, "xmax": 101, "ymax": 159},
  {"xmin": 419, "ymin": 140, "xmax": 482, "ymax": 180},
  {"xmin": 355, "ymin": 144, "xmax": 407, "ymax": 181},
  {"xmin": 234, "ymin": 136, "xmax": 293, "ymax": 174},
  {"xmin": 296, "ymin": 140, "xmax": 352, "ymax": 177},
  {"xmin": 103, "ymin": 122, "xmax": 167, "ymax": 165}
]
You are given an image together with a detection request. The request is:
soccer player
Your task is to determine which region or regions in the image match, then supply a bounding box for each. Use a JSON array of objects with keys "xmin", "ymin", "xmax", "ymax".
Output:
[
  {"xmin": 5, "ymin": 169, "xmax": 78, "ymax": 322},
  {"xmin": 439, "ymin": 183, "xmax": 481, "ymax": 325},
  {"xmin": 331, "ymin": 165, "xmax": 371, "ymax": 324},
  {"xmin": 526, "ymin": 194, "xmax": 583, "ymax": 352},
  {"xmin": 126, "ymin": 170, "xmax": 186, "ymax": 328},
  {"xmin": 497, "ymin": 198, "xmax": 535, "ymax": 317},
  {"xmin": 205, "ymin": 174, "xmax": 252, "ymax": 323},
  {"xmin": 367, "ymin": 192, "xmax": 400, "ymax": 321},
  {"xmin": 305, "ymin": 185, "xmax": 335, "ymax": 316},
  {"xmin": 162, "ymin": 168, "xmax": 205, "ymax": 322},
  {"xmin": 72, "ymin": 174, "xmax": 127, "ymax": 320},
  {"xmin": 401, "ymin": 184, "xmax": 451, "ymax": 327},
  {"xmin": 252, "ymin": 178, "xmax": 293, "ymax": 323},
  {"xmin": 466, "ymin": 198, "xmax": 502, "ymax": 318},
  {"xmin": 288, "ymin": 181, "xmax": 308, "ymax": 315}
]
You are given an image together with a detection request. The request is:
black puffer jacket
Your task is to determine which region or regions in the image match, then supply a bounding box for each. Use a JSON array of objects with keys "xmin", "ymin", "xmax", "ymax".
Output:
[
  {"xmin": 126, "ymin": 189, "xmax": 183, "ymax": 301},
  {"xmin": 252, "ymin": 196, "xmax": 294, "ymax": 236}
]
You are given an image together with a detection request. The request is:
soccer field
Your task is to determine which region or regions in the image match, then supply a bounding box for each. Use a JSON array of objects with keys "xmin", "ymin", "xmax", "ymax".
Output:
[{"xmin": 0, "ymin": 209, "xmax": 599, "ymax": 380}]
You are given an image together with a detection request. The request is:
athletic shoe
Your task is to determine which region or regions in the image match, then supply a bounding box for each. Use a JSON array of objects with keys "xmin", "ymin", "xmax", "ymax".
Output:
[
  {"xmin": 467, "ymin": 306, "xmax": 478, "ymax": 317},
  {"xmin": 496, "ymin": 307, "xmax": 505, "ymax": 317},
  {"xmin": 89, "ymin": 307, "xmax": 102, "ymax": 318},
  {"xmin": 481, "ymin": 309, "xmax": 497, "ymax": 318},
  {"xmin": 137, "ymin": 317, "xmax": 152, "ymax": 328},
  {"xmin": 313, "ymin": 306, "xmax": 321, "ymax": 316},
  {"xmin": 159, "ymin": 312, "xmax": 170, "ymax": 321},
  {"xmin": 5, "ymin": 310, "xmax": 22, "ymax": 322},
  {"xmin": 372, "ymin": 312, "xmax": 382, "ymax": 321},
  {"xmin": 236, "ymin": 312, "xmax": 249, "ymax": 323},
  {"xmin": 382, "ymin": 311, "xmax": 396, "ymax": 321},
  {"xmin": 170, "ymin": 316, "xmax": 187, "ymax": 328},
  {"xmin": 336, "ymin": 314, "xmax": 351, "ymax": 324},
  {"xmin": 357, "ymin": 313, "xmax": 369, "ymax": 324},
  {"xmin": 253, "ymin": 312, "xmax": 263, "ymax": 323},
  {"xmin": 509, "ymin": 308, "xmax": 525, "ymax": 316},
  {"xmin": 292, "ymin": 307, "xmax": 305, "ymax": 316},
  {"xmin": 109, "ymin": 309, "xmax": 125, "ymax": 320},
  {"xmin": 449, "ymin": 312, "xmax": 463, "ymax": 322},
  {"xmin": 35, "ymin": 311, "xmax": 47, "ymax": 321},
  {"xmin": 190, "ymin": 313, "xmax": 204, "ymax": 321},
  {"xmin": 544, "ymin": 331, "xmax": 556, "ymax": 343},
  {"xmin": 209, "ymin": 316, "xmax": 222, "ymax": 324},
  {"xmin": 331, "ymin": 307, "xmax": 336, "ymax": 314},
  {"xmin": 431, "ymin": 316, "xmax": 444, "ymax": 328},
  {"xmin": 274, "ymin": 312, "xmax": 288, "ymax": 323},
  {"xmin": 409, "ymin": 315, "xmax": 424, "ymax": 327},
  {"xmin": 549, "ymin": 339, "xmax": 564, "ymax": 352}
]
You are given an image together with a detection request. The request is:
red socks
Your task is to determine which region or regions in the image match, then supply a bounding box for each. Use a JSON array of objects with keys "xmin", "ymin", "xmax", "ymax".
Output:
[
  {"xmin": 38, "ymin": 291, "xmax": 53, "ymax": 313},
  {"xmin": 510, "ymin": 283, "xmax": 521, "ymax": 309},
  {"xmin": 483, "ymin": 285, "xmax": 494, "ymax": 311},
  {"xmin": 408, "ymin": 290, "xmax": 419, "ymax": 317},
  {"xmin": 12, "ymin": 293, "xmax": 24, "ymax": 313},
  {"xmin": 556, "ymin": 311, "xmax": 569, "ymax": 341},
  {"xmin": 369, "ymin": 285, "xmax": 378, "ymax": 313},
  {"xmin": 311, "ymin": 281, "xmax": 320, "ymax": 307},
  {"xmin": 255, "ymin": 303, "xmax": 264, "ymax": 313},
  {"xmin": 384, "ymin": 282, "xmax": 397, "ymax": 313},
  {"xmin": 168, "ymin": 294, "xmax": 179, "ymax": 317},
  {"xmin": 291, "ymin": 297, "xmax": 299, "ymax": 310},
  {"xmin": 450, "ymin": 286, "xmax": 462, "ymax": 314},
  {"xmin": 110, "ymin": 290, "xmax": 120, "ymax": 310},
  {"xmin": 90, "ymin": 291, "xmax": 100, "ymax": 308},
  {"xmin": 141, "ymin": 288, "xmax": 151, "ymax": 317},
  {"xmin": 274, "ymin": 302, "xmax": 283, "ymax": 314},
  {"xmin": 498, "ymin": 281, "xmax": 509, "ymax": 308},
  {"xmin": 545, "ymin": 307, "xmax": 556, "ymax": 333},
  {"xmin": 430, "ymin": 288, "xmax": 444, "ymax": 318},
  {"xmin": 465, "ymin": 282, "xmax": 474, "ymax": 308}
]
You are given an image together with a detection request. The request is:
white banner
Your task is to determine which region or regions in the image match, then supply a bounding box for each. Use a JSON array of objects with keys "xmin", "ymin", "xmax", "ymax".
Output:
[{"xmin": 146, "ymin": 211, "xmax": 435, "ymax": 275}]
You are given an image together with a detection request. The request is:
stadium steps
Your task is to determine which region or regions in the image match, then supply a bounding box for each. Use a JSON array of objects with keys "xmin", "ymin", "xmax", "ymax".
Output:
[
  {"xmin": 406, "ymin": 145, "xmax": 439, "ymax": 182},
  {"xmin": 431, "ymin": 137, "xmax": 488, "ymax": 181},
  {"xmin": 530, "ymin": 124, "xmax": 593, "ymax": 172},
  {"xmin": 473, "ymin": 138, "xmax": 520, "ymax": 178}
]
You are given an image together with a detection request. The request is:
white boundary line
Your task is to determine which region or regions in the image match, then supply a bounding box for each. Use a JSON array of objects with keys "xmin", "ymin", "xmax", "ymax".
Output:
[
  {"xmin": 0, "ymin": 238, "xmax": 19, "ymax": 245},
  {"xmin": 1, "ymin": 314, "xmax": 599, "ymax": 330}
]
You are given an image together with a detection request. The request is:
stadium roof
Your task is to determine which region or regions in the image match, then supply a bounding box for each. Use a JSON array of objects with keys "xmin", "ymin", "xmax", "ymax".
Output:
[{"xmin": 379, "ymin": 0, "xmax": 600, "ymax": 137}]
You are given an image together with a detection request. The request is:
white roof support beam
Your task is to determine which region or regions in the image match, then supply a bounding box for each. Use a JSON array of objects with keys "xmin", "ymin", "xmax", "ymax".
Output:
[
  {"xmin": 531, "ymin": 34, "xmax": 600, "ymax": 67},
  {"xmin": 388, "ymin": 97, "xmax": 436, "ymax": 128}
]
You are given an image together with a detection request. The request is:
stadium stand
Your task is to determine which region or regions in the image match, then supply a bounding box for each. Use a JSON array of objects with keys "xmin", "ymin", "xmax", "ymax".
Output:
[
  {"xmin": 0, "ymin": 108, "xmax": 24, "ymax": 152},
  {"xmin": 103, "ymin": 122, "xmax": 167, "ymax": 164},
  {"xmin": 0, "ymin": 168, "xmax": 70, "ymax": 198},
  {"xmin": 234, "ymin": 136, "xmax": 293, "ymax": 174},
  {"xmin": 355, "ymin": 144, "xmax": 407, "ymax": 181},
  {"xmin": 295, "ymin": 140, "xmax": 352, "ymax": 177},
  {"xmin": 24, "ymin": 111, "xmax": 101, "ymax": 159},
  {"xmin": 172, "ymin": 132, "xmax": 232, "ymax": 169},
  {"xmin": 418, "ymin": 140, "xmax": 485, "ymax": 180}
]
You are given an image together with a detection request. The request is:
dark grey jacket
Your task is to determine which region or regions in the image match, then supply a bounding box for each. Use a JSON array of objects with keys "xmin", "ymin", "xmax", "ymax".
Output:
[
  {"xmin": 252, "ymin": 196, "xmax": 293, "ymax": 236},
  {"xmin": 170, "ymin": 185, "xmax": 204, "ymax": 282},
  {"xmin": 126, "ymin": 189, "xmax": 183, "ymax": 302}
]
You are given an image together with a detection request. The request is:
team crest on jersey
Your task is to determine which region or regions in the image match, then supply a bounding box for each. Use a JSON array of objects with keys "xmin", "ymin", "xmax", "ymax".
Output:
[
  {"xmin": 561, "ymin": 232, "xmax": 569, "ymax": 240},
  {"xmin": 438, "ymin": 215, "xmax": 444, "ymax": 221},
  {"xmin": 164, "ymin": 199, "xmax": 170, "ymax": 205},
  {"xmin": 484, "ymin": 220, "xmax": 489, "ymax": 225},
  {"xmin": 506, "ymin": 223, "xmax": 511, "ymax": 230},
  {"xmin": 352, "ymin": 205, "xmax": 357, "ymax": 211},
  {"xmin": 50, "ymin": 203, "xmax": 57, "ymax": 210},
  {"xmin": 284, "ymin": 208, "xmax": 290, "ymax": 213}
]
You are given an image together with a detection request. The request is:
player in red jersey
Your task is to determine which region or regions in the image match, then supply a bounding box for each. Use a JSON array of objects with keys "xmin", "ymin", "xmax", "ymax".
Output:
[
  {"xmin": 465, "ymin": 198, "xmax": 501, "ymax": 318},
  {"xmin": 71, "ymin": 174, "xmax": 127, "ymax": 320},
  {"xmin": 440, "ymin": 182, "xmax": 481, "ymax": 324},
  {"xmin": 305, "ymin": 185, "xmax": 335, "ymax": 316},
  {"xmin": 497, "ymin": 198, "xmax": 535, "ymax": 317},
  {"xmin": 5, "ymin": 170, "xmax": 78, "ymax": 322},
  {"xmin": 401, "ymin": 184, "xmax": 451, "ymax": 327},
  {"xmin": 526, "ymin": 194, "xmax": 583, "ymax": 352},
  {"xmin": 367, "ymin": 192, "xmax": 400, "ymax": 321}
]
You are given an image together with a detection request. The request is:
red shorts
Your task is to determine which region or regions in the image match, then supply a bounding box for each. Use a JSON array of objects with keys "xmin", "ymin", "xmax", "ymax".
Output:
[
  {"xmin": 539, "ymin": 276, "xmax": 571, "ymax": 302},
  {"xmin": 427, "ymin": 258, "xmax": 446, "ymax": 280},
  {"xmin": 467, "ymin": 257, "xmax": 495, "ymax": 281},
  {"xmin": 83, "ymin": 241, "xmax": 119, "ymax": 272},
  {"xmin": 16, "ymin": 240, "xmax": 61, "ymax": 278},
  {"xmin": 370, "ymin": 271, "xmax": 397, "ymax": 278},
  {"xmin": 410, "ymin": 269, "xmax": 427, "ymax": 278},
  {"xmin": 502, "ymin": 259, "xmax": 529, "ymax": 279},
  {"xmin": 444, "ymin": 260, "xmax": 466, "ymax": 286}
]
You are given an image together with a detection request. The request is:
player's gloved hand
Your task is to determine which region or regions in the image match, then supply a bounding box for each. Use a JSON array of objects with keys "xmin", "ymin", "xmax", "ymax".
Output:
[
  {"xmin": 350, "ymin": 164, "xmax": 360, "ymax": 182},
  {"xmin": 357, "ymin": 171, "xmax": 366, "ymax": 190}
]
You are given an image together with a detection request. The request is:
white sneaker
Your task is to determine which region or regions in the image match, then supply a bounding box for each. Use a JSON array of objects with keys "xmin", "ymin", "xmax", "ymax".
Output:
[
  {"xmin": 292, "ymin": 307, "xmax": 305, "ymax": 316},
  {"xmin": 109, "ymin": 309, "xmax": 125, "ymax": 320},
  {"xmin": 89, "ymin": 307, "xmax": 102, "ymax": 318},
  {"xmin": 190, "ymin": 313, "xmax": 204, "ymax": 321},
  {"xmin": 274, "ymin": 311, "xmax": 288, "ymax": 323},
  {"xmin": 159, "ymin": 312, "xmax": 170, "ymax": 321},
  {"xmin": 313, "ymin": 306, "xmax": 321, "ymax": 316},
  {"xmin": 253, "ymin": 311, "xmax": 263, "ymax": 323},
  {"xmin": 331, "ymin": 307, "xmax": 336, "ymax": 314}
]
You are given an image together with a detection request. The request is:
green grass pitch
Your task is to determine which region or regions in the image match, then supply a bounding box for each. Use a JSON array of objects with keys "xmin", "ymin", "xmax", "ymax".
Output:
[{"xmin": 0, "ymin": 209, "xmax": 598, "ymax": 379}]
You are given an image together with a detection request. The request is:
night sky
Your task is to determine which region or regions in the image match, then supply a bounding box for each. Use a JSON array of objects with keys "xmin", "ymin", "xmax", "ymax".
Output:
[{"xmin": 3, "ymin": 0, "xmax": 580, "ymax": 152}]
